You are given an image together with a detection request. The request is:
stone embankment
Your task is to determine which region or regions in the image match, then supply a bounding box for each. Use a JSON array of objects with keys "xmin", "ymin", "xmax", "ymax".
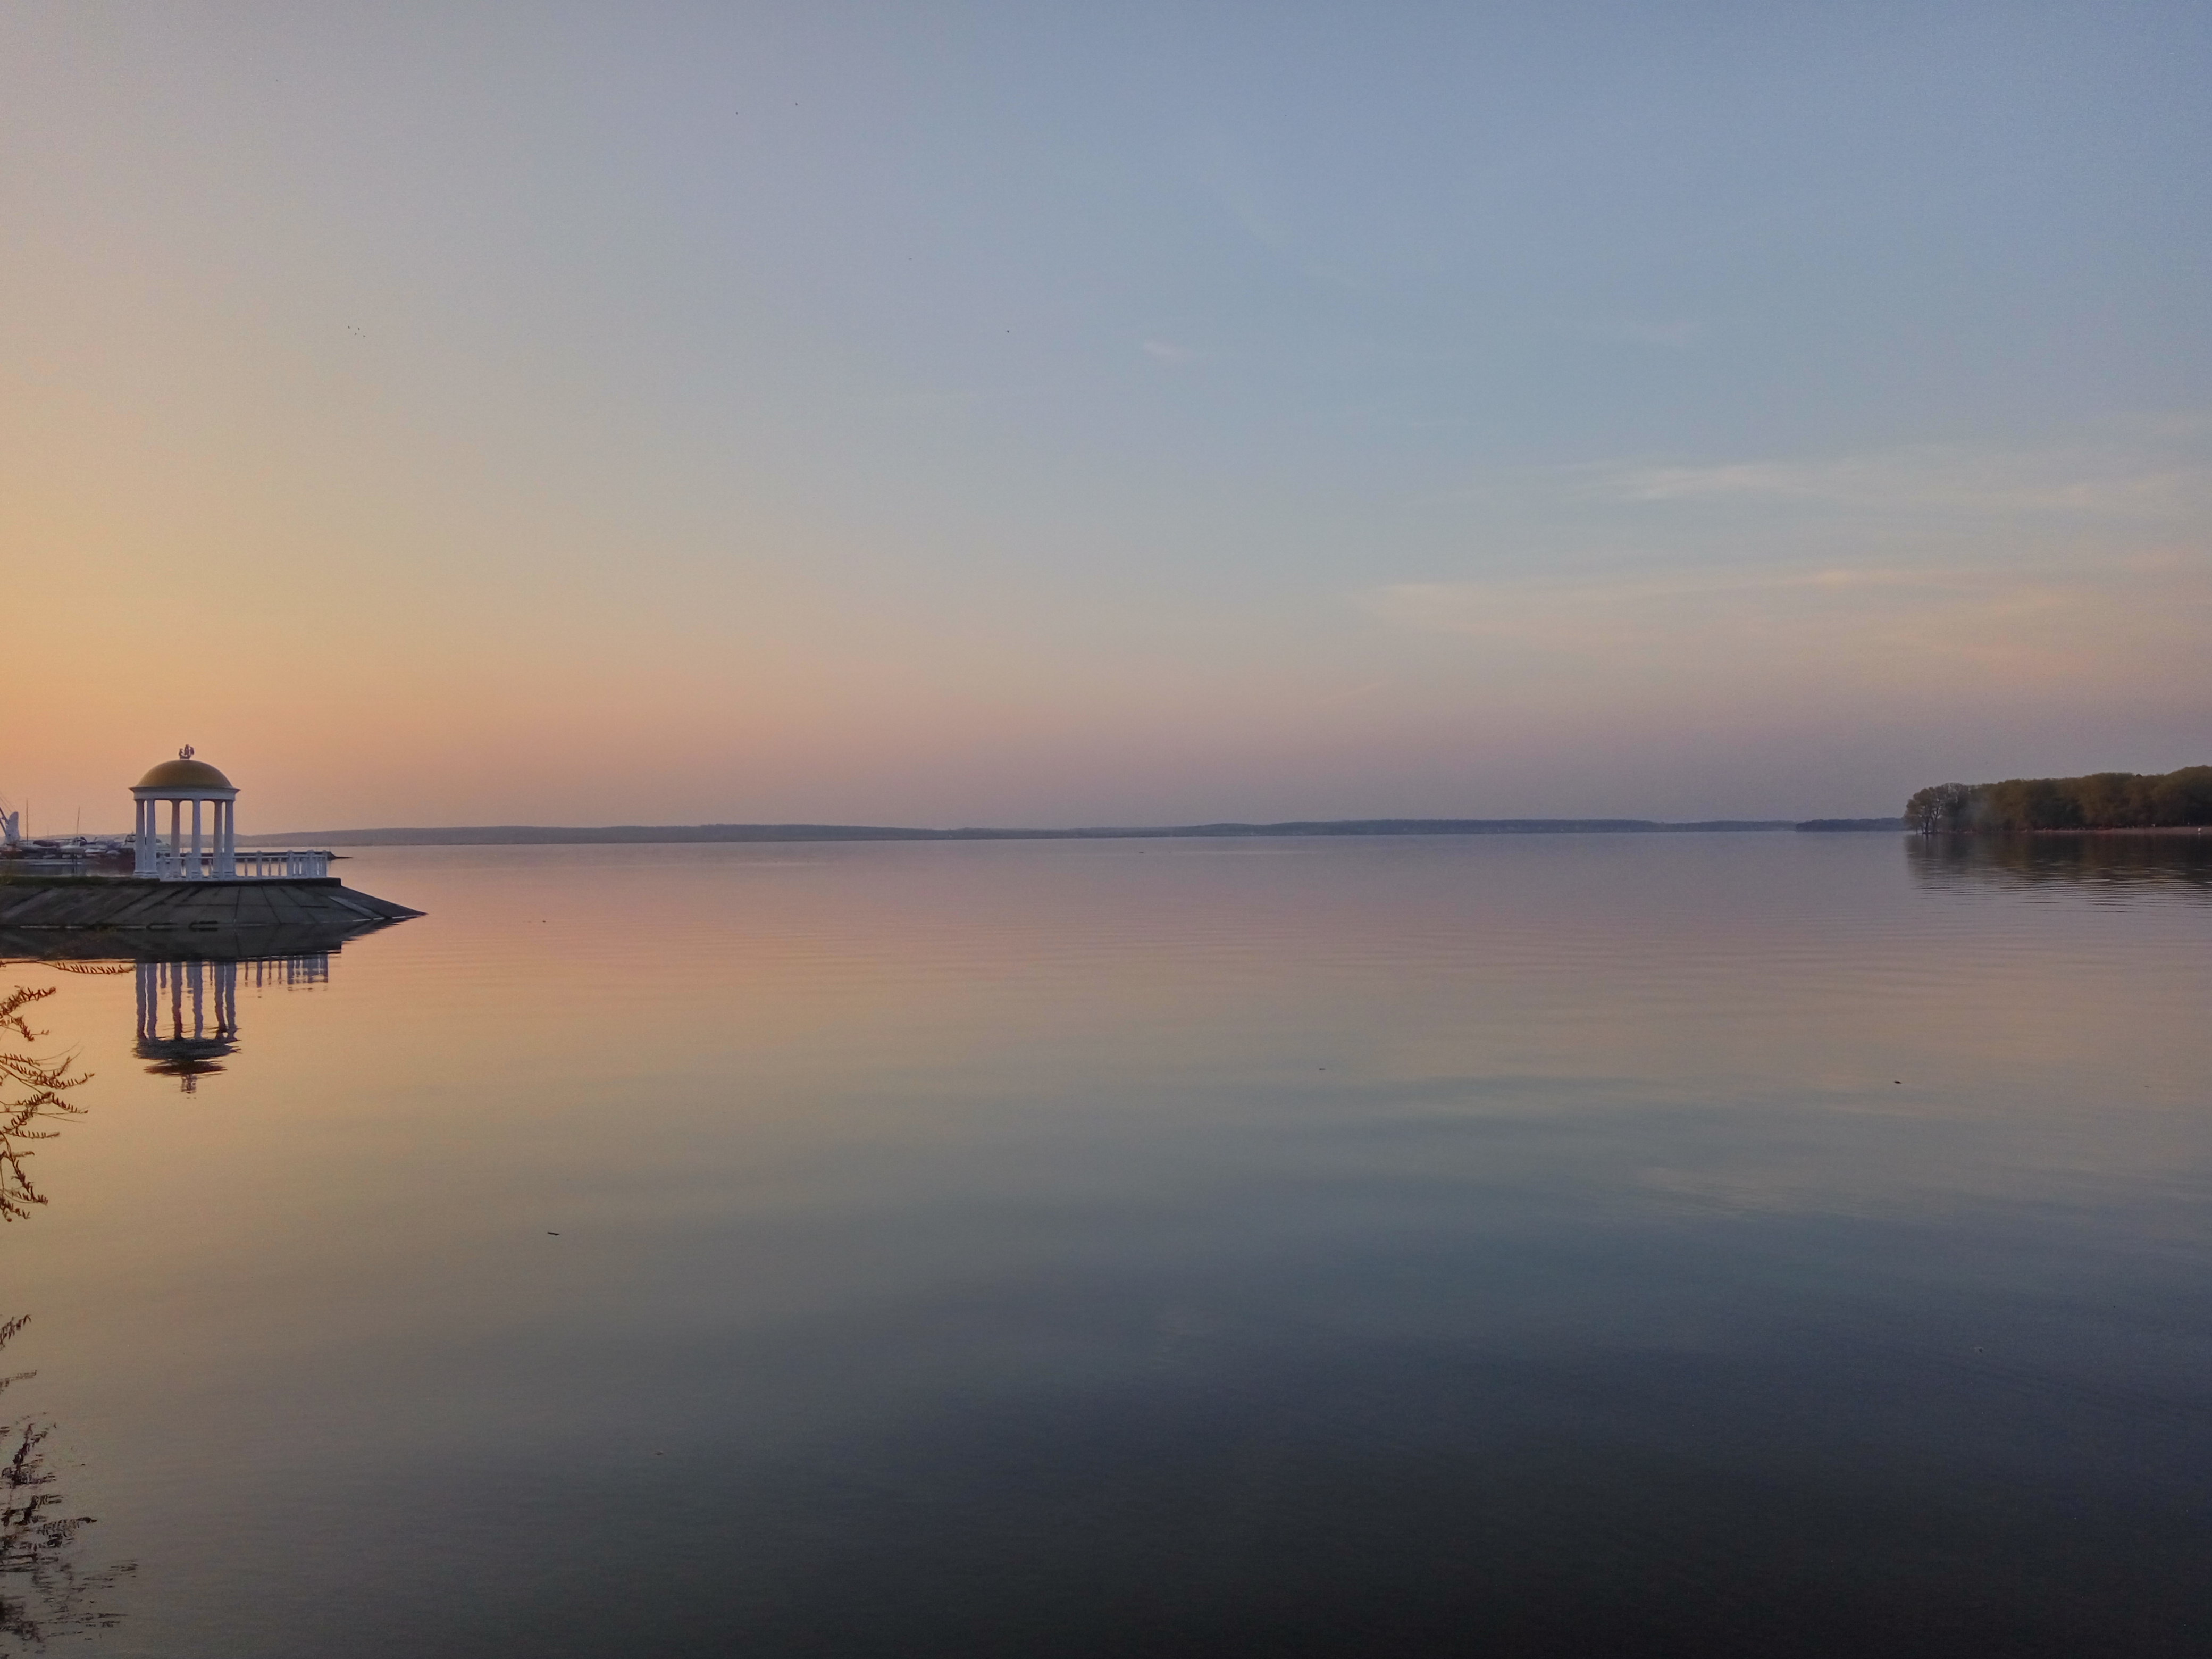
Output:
[{"xmin": 0, "ymin": 877, "xmax": 421, "ymax": 953}]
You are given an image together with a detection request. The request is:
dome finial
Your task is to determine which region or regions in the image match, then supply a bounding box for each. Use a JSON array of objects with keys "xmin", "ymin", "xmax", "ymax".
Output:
[{"xmin": 180, "ymin": 744, "xmax": 195, "ymax": 761}]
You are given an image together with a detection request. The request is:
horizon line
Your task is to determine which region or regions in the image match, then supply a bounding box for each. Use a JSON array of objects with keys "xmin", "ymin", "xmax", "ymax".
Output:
[{"xmin": 232, "ymin": 816, "xmax": 1904, "ymax": 849}]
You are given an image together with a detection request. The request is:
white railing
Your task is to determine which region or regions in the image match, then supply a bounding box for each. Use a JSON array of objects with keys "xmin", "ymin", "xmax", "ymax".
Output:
[
  {"xmin": 142, "ymin": 846, "xmax": 331, "ymax": 880},
  {"xmin": 232, "ymin": 850, "xmax": 332, "ymax": 879}
]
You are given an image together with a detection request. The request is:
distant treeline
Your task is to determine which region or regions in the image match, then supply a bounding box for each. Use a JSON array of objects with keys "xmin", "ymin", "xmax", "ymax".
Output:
[
  {"xmin": 1905, "ymin": 766, "xmax": 2212, "ymax": 833},
  {"xmin": 240, "ymin": 817, "xmax": 1833, "ymax": 849}
]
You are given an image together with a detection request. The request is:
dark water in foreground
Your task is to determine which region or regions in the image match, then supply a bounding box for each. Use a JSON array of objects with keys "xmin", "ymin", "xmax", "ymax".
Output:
[{"xmin": 4, "ymin": 835, "xmax": 2210, "ymax": 1656}]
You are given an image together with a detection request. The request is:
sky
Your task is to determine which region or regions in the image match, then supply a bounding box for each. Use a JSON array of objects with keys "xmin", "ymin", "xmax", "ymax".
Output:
[{"xmin": 5, "ymin": 2, "xmax": 2209, "ymax": 832}]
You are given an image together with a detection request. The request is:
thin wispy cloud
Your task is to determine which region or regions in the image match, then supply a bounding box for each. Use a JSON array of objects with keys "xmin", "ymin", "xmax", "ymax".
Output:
[
  {"xmin": 1409, "ymin": 432, "xmax": 2212, "ymax": 527},
  {"xmin": 1363, "ymin": 554, "xmax": 2212, "ymax": 692},
  {"xmin": 1590, "ymin": 444, "xmax": 2208, "ymax": 518}
]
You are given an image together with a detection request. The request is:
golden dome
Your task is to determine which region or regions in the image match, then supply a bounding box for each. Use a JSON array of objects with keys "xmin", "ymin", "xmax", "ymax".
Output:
[{"xmin": 136, "ymin": 751, "xmax": 235, "ymax": 792}]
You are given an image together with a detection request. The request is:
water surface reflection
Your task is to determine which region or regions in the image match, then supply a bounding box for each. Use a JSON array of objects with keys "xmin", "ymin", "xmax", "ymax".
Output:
[
  {"xmin": 3, "ymin": 928, "xmax": 387, "ymax": 1652},
  {"xmin": 4, "ymin": 837, "xmax": 2211, "ymax": 1656},
  {"xmin": 130, "ymin": 958, "xmax": 330, "ymax": 1090},
  {"xmin": 2, "ymin": 1316, "xmax": 131, "ymax": 1649},
  {"xmin": 2, "ymin": 983, "xmax": 131, "ymax": 1649},
  {"xmin": 1909, "ymin": 832, "xmax": 2212, "ymax": 894}
]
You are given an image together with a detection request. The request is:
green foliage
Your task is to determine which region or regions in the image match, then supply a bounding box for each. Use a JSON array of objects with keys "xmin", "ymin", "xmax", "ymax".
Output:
[{"xmin": 1905, "ymin": 765, "xmax": 2212, "ymax": 833}]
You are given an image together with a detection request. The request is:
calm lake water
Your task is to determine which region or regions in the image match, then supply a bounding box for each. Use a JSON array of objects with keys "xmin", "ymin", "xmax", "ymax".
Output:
[{"xmin": 5, "ymin": 834, "xmax": 2211, "ymax": 1656}]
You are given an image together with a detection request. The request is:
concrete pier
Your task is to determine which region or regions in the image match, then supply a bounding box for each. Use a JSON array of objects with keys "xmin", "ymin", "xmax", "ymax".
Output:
[{"xmin": 0, "ymin": 876, "xmax": 422, "ymax": 948}]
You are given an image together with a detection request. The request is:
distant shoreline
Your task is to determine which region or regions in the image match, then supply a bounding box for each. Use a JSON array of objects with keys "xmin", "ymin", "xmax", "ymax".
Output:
[{"xmin": 236, "ymin": 817, "xmax": 1904, "ymax": 849}]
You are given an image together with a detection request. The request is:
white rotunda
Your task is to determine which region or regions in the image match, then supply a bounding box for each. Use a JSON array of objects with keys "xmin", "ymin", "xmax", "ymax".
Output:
[{"xmin": 132, "ymin": 747, "xmax": 241, "ymax": 879}]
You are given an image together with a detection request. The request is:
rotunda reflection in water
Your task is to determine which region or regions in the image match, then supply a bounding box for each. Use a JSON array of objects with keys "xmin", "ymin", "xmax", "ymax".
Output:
[{"xmin": 131, "ymin": 954, "xmax": 334, "ymax": 1091}]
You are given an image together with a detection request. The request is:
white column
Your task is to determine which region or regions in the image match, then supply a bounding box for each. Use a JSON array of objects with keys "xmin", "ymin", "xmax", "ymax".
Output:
[
  {"xmin": 169, "ymin": 800, "xmax": 182, "ymax": 879},
  {"xmin": 191, "ymin": 799, "xmax": 204, "ymax": 879}
]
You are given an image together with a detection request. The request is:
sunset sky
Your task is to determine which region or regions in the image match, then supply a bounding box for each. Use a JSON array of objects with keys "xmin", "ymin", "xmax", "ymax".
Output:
[{"xmin": 6, "ymin": 3, "xmax": 2208, "ymax": 832}]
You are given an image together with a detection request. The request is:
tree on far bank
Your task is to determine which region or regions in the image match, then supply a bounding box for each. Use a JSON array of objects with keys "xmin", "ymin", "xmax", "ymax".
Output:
[{"xmin": 1904, "ymin": 765, "xmax": 2212, "ymax": 832}]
